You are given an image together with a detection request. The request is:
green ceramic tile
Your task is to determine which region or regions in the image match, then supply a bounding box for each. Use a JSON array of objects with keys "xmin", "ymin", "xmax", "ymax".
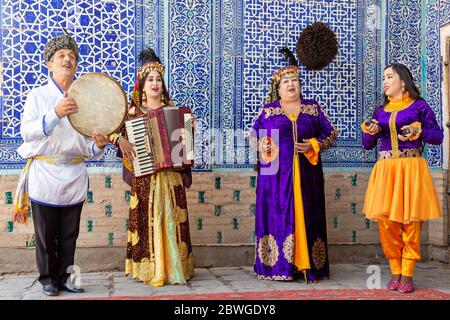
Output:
[
  {"xmin": 232, "ymin": 217, "xmax": 239, "ymax": 230},
  {"xmin": 26, "ymin": 234, "xmax": 35, "ymax": 248},
  {"xmin": 87, "ymin": 191, "xmax": 93, "ymax": 203},
  {"xmin": 198, "ymin": 191, "xmax": 205, "ymax": 203},
  {"xmin": 215, "ymin": 177, "xmax": 221, "ymax": 189},
  {"xmin": 335, "ymin": 188, "xmax": 341, "ymax": 200},
  {"xmin": 233, "ymin": 190, "xmax": 240, "ymax": 203},
  {"xmin": 333, "ymin": 216, "xmax": 339, "ymax": 229},
  {"xmin": 6, "ymin": 220, "xmax": 13, "ymax": 232},
  {"xmin": 250, "ymin": 176, "xmax": 256, "ymax": 188},
  {"xmin": 105, "ymin": 175, "xmax": 111, "ymax": 188},
  {"xmin": 352, "ymin": 231, "xmax": 357, "ymax": 243},
  {"xmin": 5, "ymin": 191, "xmax": 13, "ymax": 205},
  {"xmin": 108, "ymin": 233, "xmax": 114, "ymax": 246},
  {"xmin": 351, "ymin": 203, "xmax": 357, "ymax": 215},
  {"xmin": 351, "ymin": 174, "xmax": 358, "ymax": 186},
  {"xmin": 125, "ymin": 190, "xmax": 131, "ymax": 203},
  {"xmin": 217, "ymin": 231, "xmax": 223, "ymax": 244},
  {"xmin": 105, "ymin": 205, "xmax": 112, "ymax": 217},
  {"xmin": 197, "ymin": 218, "xmax": 203, "ymax": 230},
  {"xmin": 214, "ymin": 205, "xmax": 222, "ymax": 216},
  {"xmin": 87, "ymin": 219, "xmax": 93, "ymax": 232}
]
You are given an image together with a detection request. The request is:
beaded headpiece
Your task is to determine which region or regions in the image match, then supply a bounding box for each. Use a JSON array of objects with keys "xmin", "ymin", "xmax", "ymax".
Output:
[
  {"xmin": 266, "ymin": 49, "xmax": 300, "ymax": 103},
  {"xmin": 129, "ymin": 48, "xmax": 172, "ymax": 109},
  {"xmin": 138, "ymin": 61, "xmax": 165, "ymax": 80}
]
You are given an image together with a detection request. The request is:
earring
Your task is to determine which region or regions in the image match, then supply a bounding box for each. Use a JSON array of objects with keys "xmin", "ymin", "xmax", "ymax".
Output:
[
  {"xmin": 160, "ymin": 93, "xmax": 165, "ymax": 102},
  {"xmin": 142, "ymin": 91, "xmax": 147, "ymax": 104}
]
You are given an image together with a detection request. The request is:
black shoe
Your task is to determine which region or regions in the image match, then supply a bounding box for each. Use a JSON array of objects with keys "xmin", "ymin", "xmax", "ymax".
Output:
[
  {"xmin": 59, "ymin": 283, "xmax": 85, "ymax": 293},
  {"xmin": 42, "ymin": 284, "xmax": 59, "ymax": 296}
]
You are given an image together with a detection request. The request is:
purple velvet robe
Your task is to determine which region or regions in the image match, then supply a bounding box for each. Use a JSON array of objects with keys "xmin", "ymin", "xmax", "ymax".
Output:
[
  {"xmin": 252, "ymin": 99, "xmax": 338, "ymax": 281},
  {"xmin": 362, "ymin": 99, "xmax": 443, "ymax": 153}
]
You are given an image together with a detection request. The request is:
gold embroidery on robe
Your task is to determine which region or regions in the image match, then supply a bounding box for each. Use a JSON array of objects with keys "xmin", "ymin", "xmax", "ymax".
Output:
[
  {"xmin": 282, "ymin": 234, "xmax": 294, "ymax": 264},
  {"xmin": 311, "ymin": 238, "xmax": 327, "ymax": 270},
  {"xmin": 258, "ymin": 234, "xmax": 279, "ymax": 267}
]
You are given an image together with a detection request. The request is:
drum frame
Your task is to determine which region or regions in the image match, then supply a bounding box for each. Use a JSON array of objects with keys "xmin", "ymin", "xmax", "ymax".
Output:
[{"xmin": 67, "ymin": 72, "xmax": 128, "ymax": 137}]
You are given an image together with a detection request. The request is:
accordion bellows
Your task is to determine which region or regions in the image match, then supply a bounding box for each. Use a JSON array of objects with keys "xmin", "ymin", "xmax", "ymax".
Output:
[{"xmin": 125, "ymin": 106, "xmax": 194, "ymax": 177}]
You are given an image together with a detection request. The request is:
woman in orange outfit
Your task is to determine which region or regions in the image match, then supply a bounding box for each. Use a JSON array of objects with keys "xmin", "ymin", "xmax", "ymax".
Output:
[{"xmin": 361, "ymin": 63, "xmax": 443, "ymax": 293}]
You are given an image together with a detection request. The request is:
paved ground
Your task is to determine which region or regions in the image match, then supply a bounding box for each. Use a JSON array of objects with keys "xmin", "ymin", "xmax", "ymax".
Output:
[{"xmin": 1, "ymin": 262, "xmax": 449, "ymax": 300}]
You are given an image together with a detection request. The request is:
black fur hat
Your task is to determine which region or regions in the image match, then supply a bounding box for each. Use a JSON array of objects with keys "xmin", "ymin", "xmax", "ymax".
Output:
[
  {"xmin": 44, "ymin": 28, "xmax": 79, "ymax": 62},
  {"xmin": 296, "ymin": 22, "xmax": 338, "ymax": 70}
]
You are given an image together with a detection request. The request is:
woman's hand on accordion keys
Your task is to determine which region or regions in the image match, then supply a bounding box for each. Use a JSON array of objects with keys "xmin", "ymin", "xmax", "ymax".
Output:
[{"xmin": 118, "ymin": 138, "xmax": 136, "ymax": 161}]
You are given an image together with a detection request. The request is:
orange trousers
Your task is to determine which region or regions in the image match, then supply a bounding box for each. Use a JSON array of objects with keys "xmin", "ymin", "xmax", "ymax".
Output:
[{"xmin": 378, "ymin": 220, "xmax": 422, "ymax": 277}]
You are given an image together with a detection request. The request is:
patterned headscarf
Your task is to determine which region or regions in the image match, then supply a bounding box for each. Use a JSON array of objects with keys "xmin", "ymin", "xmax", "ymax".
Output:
[
  {"xmin": 44, "ymin": 33, "xmax": 79, "ymax": 62},
  {"xmin": 129, "ymin": 49, "xmax": 173, "ymax": 112}
]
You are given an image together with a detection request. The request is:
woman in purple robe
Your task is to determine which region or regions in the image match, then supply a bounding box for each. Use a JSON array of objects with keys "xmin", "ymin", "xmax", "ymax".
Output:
[
  {"xmin": 362, "ymin": 63, "xmax": 443, "ymax": 293},
  {"xmin": 250, "ymin": 48, "xmax": 338, "ymax": 282}
]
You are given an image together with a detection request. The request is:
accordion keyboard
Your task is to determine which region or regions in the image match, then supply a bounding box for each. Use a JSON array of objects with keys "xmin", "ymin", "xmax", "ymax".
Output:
[{"xmin": 125, "ymin": 117, "xmax": 156, "ymax": 177}]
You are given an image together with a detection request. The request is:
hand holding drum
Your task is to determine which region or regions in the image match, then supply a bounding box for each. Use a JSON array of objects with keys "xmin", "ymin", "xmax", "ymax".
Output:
[
  {"xmin": 55, "ymin": 92, "xmax": 78, "ymax": 118},
  {"xmin": 66, "ymin": 72, "xmax": 128, "ymax": 138}
]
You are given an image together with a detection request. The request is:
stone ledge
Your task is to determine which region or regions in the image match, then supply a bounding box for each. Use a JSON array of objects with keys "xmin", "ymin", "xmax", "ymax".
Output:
[
  {"xmin": 1, "ymin": 244, "xmax": 445, "ymax": 275},
  {"xmin": 427, "ymin": 245, "xmax": 449, "ymax": 263}
]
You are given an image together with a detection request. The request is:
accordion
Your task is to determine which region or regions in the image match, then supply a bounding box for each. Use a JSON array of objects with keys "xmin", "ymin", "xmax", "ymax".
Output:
[{"xmin": 125, "ymin": 106, "xmax": 194, "ymax": 177}]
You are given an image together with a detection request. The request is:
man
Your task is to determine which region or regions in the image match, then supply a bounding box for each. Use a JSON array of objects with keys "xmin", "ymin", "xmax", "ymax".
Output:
[{"xmin": 13, "ymin": 32, "xmax": 109, "ymax": 296}]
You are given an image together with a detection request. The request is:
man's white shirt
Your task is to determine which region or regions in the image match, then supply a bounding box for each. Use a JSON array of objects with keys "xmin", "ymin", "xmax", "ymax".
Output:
[{"xmin": 17, "ymin": 79, "xmax": 103, "ymax": 206}]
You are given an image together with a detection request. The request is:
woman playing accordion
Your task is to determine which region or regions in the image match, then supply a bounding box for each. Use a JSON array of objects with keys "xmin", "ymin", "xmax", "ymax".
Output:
[{"xmin": 110, "ymin": 49, "xmax": 194, "ymax": 287}]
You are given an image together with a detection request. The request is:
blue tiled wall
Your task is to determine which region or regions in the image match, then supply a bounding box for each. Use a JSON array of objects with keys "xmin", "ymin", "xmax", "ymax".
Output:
[{"xmin": 0, "ymin": 0, "xmax": 447, "ymax": 171}]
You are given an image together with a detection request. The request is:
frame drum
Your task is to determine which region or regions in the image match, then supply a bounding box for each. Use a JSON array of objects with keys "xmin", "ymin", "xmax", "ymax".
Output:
[{"xmin": 67, "ymin": 72, "xmax": 127, "ymax": 137}]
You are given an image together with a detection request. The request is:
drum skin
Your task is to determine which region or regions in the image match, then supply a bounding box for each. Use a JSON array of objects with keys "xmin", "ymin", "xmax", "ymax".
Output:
[{"xmin": 67, "ymin": 72, "xmax": 128, "ymax": 137}]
